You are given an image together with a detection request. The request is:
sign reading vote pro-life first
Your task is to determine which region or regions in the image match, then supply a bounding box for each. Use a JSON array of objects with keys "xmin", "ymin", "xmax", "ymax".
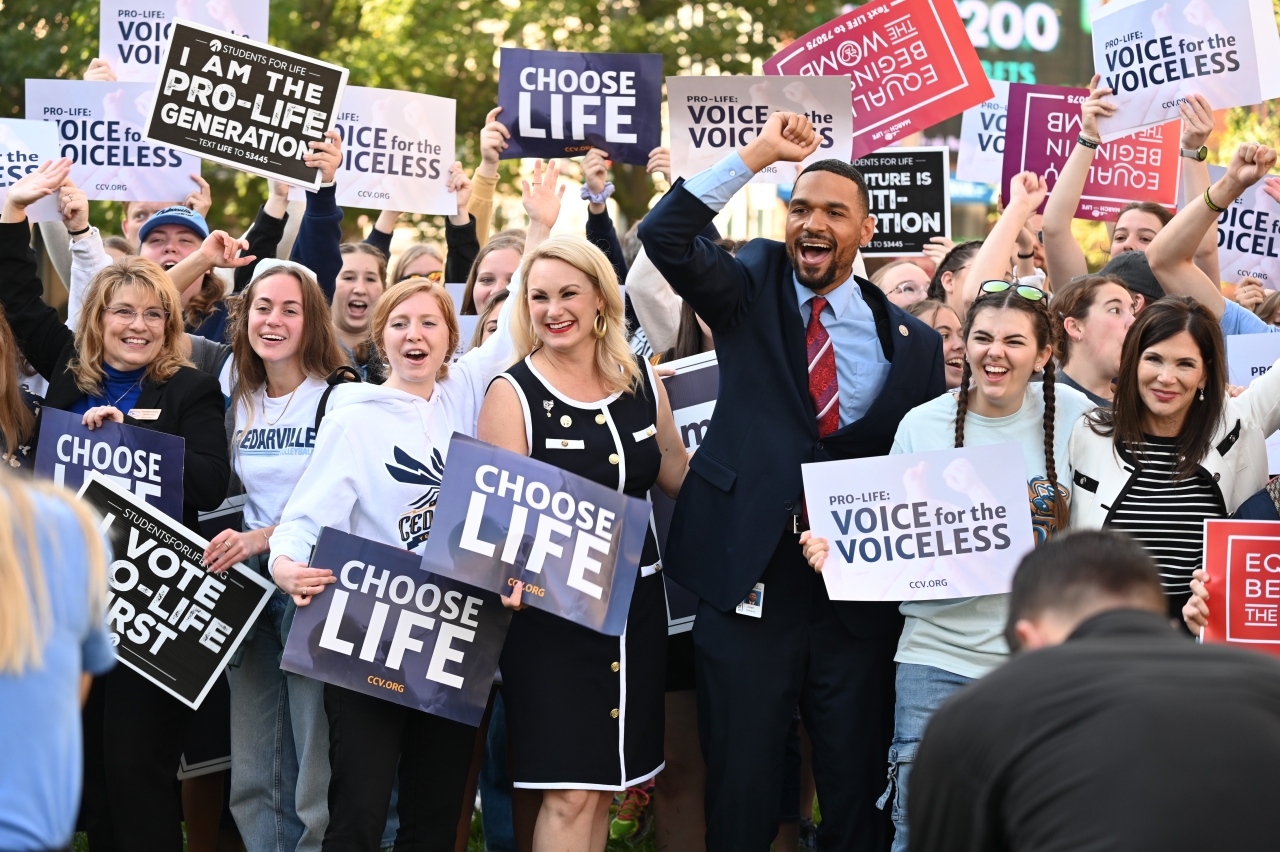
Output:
[
  {"xmin": 1091, "ymin": 0, "xmax": 1280, "ymax": 140},
  {"xmin": 34, "ymin": 407, "xmax": 184, "ymax": 522},
  {"xmin": 496, "ymin": 48, "xmax": 662, "ymax": 166},
  {"xmin": 854, "ymin": 147, "xmax": 949, "ymax": 256},
  {"xmin": 764, "ymin": 0, "xmax": 992, "ymax": 160},
  {"xmin": 1226, "ymin": 333, "xmax": 1280, "ymax": 475},
  {"xmin": 144, "ymin": 20, "xmax": 349, "ymax": 188},
  {"xmin": 802, "ymin": 443, "xmax": 1033, "ymax": 601},
  {"xmin": 420, "ymin": 434, "xmax": 651, "ymax": 636},
  {"xmin": 281, "ymin": 528, "xmax": 511, "ymax": 726},
  {"xmin": 80, "ymin": 473, "xmax": 273, "ymax": 709},
  {"xmin": 0, "ymin": 119, "xmax": 61, "ymax": 222},
  {"xmin": 25, "ymin": 79, "xmax": 198, "ymax": 202},
  {"xmin": 667, "ymin": 76, "xmax": 852, "ymax": 184},
  {"xmin": 100, "ymin": 0, "xmax": 269, "ymax": 83}
]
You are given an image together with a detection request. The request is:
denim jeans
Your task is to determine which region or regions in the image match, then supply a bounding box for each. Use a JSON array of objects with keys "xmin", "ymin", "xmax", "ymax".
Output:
[
  {"xmin": 479, "ymin": 690, "xmax": 515, "ymax": 852},
  {"xmin": 877, "ymin": 663, "xmax": 973, "ymax": 852},
  {"xmin": 228, "ymin": 592, "xmax": 331, "ymax": 852}
]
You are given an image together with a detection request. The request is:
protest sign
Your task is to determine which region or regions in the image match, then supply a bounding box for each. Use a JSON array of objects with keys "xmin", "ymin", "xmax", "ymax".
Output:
[
  {"xmin": 1001, "ymin": 82, "xmax": 1181, "ymax": 219},
  {"xmin": 495, "ymin": 48, "xmax": 662, "ymax": 166},
  {"xmin": 1091, "ymin": 0, "xmax": 1280, "ymax": 140},
  {"xmin": 420, "ymin": 433, "xmax": 650, "ymax": 636},
  {"xmin": 667, "ymin": 76, "xmax": 853, "ymax": 184},
  {"xmin": 0, "ymin": 119, "xmax": 61, "ymax": 222},
  {"xmin": 1203, "ymin": 519, "xmax": 1280, "ymax": 657},
  {"xmin": 25, "ymin": 79, "xmax": 199, "ymax": 202},
  {"xmin": 802, "ymin": 443, "xmax": 1033, "ymax": 601},
  {"xmin": 100, "ymin": 0, "xmax": 269, "ymax": 83},
  {"xmin": 1225, "ymin": 333, "xmax": 1280, "ymax": 474},
  {"xmin": 764, "ymin": 0, "xmax": 993, "ymax": 160},
  {"xmin": 854, "ymin": 146, "xmax": 950, "ymax": 255},
  {"xmin": 281, "ymin": 527, "xmax": 510, "ymax": 726},
  {"xmin": 955, "ymin": 79, "xmax": 1008, "ymax": 185},
  {"xmin": 144, "ymin": 20, "xmax": 349, "ymax": 188},
  {"xmin": 1183, "ymin": 165, "xmax": 1280, "ymax": 287},
  {"xmin": 650, "ymin": 351, "xmax": 719, "ymax": 633},
  {"xmin": 35, "ymin": 407, "xmax": 184, "ymax": 521},
  {"xmin": 79, "ymin": 472, "xmax": 273, "ymax": 708}
]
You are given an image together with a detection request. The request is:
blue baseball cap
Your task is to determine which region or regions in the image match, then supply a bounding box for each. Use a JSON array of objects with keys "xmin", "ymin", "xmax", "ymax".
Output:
[{"xmin": 137, "ymin": 206, "xmax": 210, "ymax": 244}]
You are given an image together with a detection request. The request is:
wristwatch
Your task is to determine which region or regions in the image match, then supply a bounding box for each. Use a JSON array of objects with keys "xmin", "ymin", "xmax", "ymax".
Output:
[{"xmin": 1180, "ymin": 146, "xmax": 1208, "ymax": 161}]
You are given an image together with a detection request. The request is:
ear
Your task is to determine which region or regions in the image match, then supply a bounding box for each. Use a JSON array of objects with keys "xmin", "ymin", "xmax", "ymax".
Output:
[
  {"xmin": 940, "ymin": 271, "xmax": 954, "ymax": 294},
  {"xmin": 859, "ymin": 214, "xmax": 877, "ymax": 248},
  {"xmin": 1034, "ymin": 343, "xmax": 1054, "ymax": 373},
  {"xmin": 1062, "ymin": 315, "xmax": 1085, "ymax": 342},
  {"xmin": 1014, "ymin": 618, "xmax": 1046, "ymax": 651}
]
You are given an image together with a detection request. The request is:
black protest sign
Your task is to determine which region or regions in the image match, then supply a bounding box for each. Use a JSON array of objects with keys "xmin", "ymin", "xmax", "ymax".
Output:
[
  {"xmin": 79, "ymin": 472, "xmax": 273, "ymax": 709},
  {"xmin": 420, "ymin": 433, "xmax": 650, "ymax": 636},
  {"xmin": 144, "ymin": 20, "xmax": 349, "ymax": 188},
  {"xmin": 281, "ymin": 528, "xmax": 510, "ymax": 726},
  {"xmin": 854, "ymin": 146, "xmax": 951, "ymax": 256}
]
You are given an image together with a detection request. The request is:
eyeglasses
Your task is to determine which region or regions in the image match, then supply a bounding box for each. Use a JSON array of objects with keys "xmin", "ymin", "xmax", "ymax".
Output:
[
  {"xmin": 890, "ymin": 282, "xmax": 926, "ymax": 297},
  {"xmin": 979, "ymin": 280, "xmax": 1046, "ymax": 301},
  {"xmin": 103, "ymin": 306, "xmax": 169, "ymax": 324}
]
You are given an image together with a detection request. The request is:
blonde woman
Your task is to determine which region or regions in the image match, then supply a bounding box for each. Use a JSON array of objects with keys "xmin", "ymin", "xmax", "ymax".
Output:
[
  {"xmin": 1, "ymin": 159, "xmax": 230, "ymax": 851},
  {"xmin": 478, "ymin": 234, "xmax": 689, "ymax": 852},
  {"xmin": 461, "ymin": 234, "xmax": 524, "ymax": 315},
  {"xmin": 0, "ymin": 475, "xmax": 112, "ymax": 852}
]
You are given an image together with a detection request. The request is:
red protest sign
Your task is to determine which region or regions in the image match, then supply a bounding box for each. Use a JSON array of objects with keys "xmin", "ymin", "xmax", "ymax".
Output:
[
  {"xmin": 1203, "ymin": 519, "xmax": 1280, "ymax": 657},
  {"xmin": 1001, "ymin": 83, "xmax": 1181, "ymax": 221},
  {"xmin": 764, "ymin": 0, "xmax": 991, "ymax": 160}
]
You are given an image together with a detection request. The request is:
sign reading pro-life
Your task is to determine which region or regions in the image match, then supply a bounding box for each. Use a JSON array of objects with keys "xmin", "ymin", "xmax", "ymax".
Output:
[
  {"xmin": 144, "ymin": 20, "xmax": 349, "ymax": 188},
  {"xmin": 802, "ymin": 443, "xmax": 1033, "ymax": 601},
  {"xmin": 956, "ymin": 79, "xmax": 1009, "ymax": 186},
  {"xmin": 667, "ymin": 76, "xmax": 852, "ymax": 184},
  {"xmin": 80, "ymin": 473, "xmax": 273, "ymax": 708},
  {"xmin": 0, "ymin": 118, "xmax": 61, "ymax": 222},
  {"xmin": 1225, "ymin": 333, "xmax": 1280, "ymax": 474},
  {"xmin": 281, "ymin": 528, "xmax": 511, "ymax": 726},
  {"xmin": 854, "ymin": 146, "xmax": 950, "ymax": 255},
  {"xmin": 100, "ymin": 0, "xmax": 269, "ymax": 83}
]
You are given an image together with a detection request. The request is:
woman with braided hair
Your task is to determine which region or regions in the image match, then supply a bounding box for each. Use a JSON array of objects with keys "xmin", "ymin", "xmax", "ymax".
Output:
[{"xmin": 799, "ymin": 279, "xmax": 1095, "ymax": 852}]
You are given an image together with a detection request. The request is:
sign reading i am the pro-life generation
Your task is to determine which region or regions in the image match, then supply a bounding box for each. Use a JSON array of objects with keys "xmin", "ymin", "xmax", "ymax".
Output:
[
  {"xmin": 854, "ymin": 146, "xmax": 950, "ymax": 255},
  {"xmin": 764, "ymin": 0, "xmax": 993, "ymax": 159},
  {"xmin": 144, "ymin": 20, "xmax": 349, "ymax": 188},
  {"xmin": 80, "ymin": 472, "xmax": 273, "ymax": 709},
  {"xmin": 1203, "ymin": 519, "xmax": 1280, "ymax": 657},
  {"xmin": 281, "ymin": 528, "xmax": 511, "ymax": 726},
  {"xmin": 956, "ymin": 79, "xmax": 1009, "ymax": 186},
  {"xmin": 495, "ymin": 48, "xmax": 662, "ymax": 166},
  {"xmin": 802, "ymin": 443, "xmax": 1034, "ymax": 601},
  {"xmin": 0, "ymin": 118, "xmax": 61, "ymax": 222},
  {"xmin": 100, "ymin": 0, "xmax": 269, "ymax": 83},
  {"xmin": 666, "ymin": 76, "xmax": 853, "ymax": 184}
]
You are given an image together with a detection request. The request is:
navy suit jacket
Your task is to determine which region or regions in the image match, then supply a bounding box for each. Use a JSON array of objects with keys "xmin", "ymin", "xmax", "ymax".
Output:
[{"xmin": 639, "ymin": 183, "xmax": 946, "ymax": 637}]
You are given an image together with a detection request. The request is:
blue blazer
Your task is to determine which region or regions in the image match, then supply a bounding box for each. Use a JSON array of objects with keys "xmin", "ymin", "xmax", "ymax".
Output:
[{"xmin": 639, "ymin": 183, "xmax": 947, "ymax": 636}]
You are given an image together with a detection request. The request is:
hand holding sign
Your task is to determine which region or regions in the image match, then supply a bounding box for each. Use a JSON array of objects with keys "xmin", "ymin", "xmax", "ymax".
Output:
[
  {"xmin": 1080, "ymin": 75, "xmax": 1119, "ymax": 142},
  {"xmin": 1184, "ymin": 567, "xmax": 1212, "ymax": 635},
  {"xmin": 83, "ymin": 406, "xmax": 126, "ymax": 430},
  {"xmin": 739, "ymin": 112, "xmax": 820, "ymax": 174},
  {"xmin": 1178, "ymin": 93, "xmax": 1215, "ymax": 150},
  {"xmin": 303, "ymin": 130, "xmax": 342, "ymax": 185},
  {"xmin": 272, "ymin": 556, "xmax": 337, "ymax": 607}
]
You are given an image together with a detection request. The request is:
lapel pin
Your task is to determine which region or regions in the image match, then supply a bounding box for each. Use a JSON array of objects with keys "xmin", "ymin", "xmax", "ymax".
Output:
[
  {"xmin": 543, "ymin": 400, "xmax": 554, "ymax": 417},
  {"xmin": 898, "ymin": 324, "xmax": 908, "ymax": 337}
]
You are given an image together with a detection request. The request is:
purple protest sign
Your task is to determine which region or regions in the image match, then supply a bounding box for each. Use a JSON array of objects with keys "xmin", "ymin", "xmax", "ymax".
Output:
[{"xmin": 495, "ymin": 48, "xmax": 662, "ymax": 166}]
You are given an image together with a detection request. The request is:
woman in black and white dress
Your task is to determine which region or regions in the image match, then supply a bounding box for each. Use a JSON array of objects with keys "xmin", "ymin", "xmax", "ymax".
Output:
[{"xmin": 479, "ymin": 234, "xmax": 688, "ymax": 852}]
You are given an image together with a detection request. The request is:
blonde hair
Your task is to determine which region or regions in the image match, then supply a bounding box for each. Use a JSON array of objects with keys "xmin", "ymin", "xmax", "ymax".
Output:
[
  {"xmin": 513, "ymin": 236, "xmax": 640, "ymax": 396},
  {"xmin": 391, "ymin": 243, "xmax": 445, "ymax": 285},
  {"xmin": 462, "ymin": 236, "xmax": 524, "ymax": 315},
  {"xmin": 0, "ymin": 474, "xmax": 107, "ymax": 674},
  {"xmin": 70, "ymin": 257, "xmax": 192, "ymax": 395},
  {"xmin": 371, "ymin": 277, "xmax": 460, "ymax": 382},
  {"xmin": 0, "ymin": 306, "xmax": 35, "ymax": 458}
]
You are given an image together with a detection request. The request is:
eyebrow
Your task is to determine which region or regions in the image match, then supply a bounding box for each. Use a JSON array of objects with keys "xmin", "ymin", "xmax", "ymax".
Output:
[{"xmin": 790, "ymin": 197, "xmax": 852, "ymax": 212}]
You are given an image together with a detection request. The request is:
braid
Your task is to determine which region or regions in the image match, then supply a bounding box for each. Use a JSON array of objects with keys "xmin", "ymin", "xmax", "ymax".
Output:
[
  {"xmin": 1039, "ymin": 358, "xmax": 1068, "ymax": 535},
  {"xmin": 954, "ymin": 359, "xmax": 972, "ymax": 449}
]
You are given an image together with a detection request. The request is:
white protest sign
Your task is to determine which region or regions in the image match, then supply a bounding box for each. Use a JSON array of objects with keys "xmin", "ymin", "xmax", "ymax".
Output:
[
  {"xmin": 1091, "ymin": 0, "xmax": 1280, "ymax": 140},
  {"xmin": 1206, "ymin": 165, "xmax": 1280, "ymax": 287},
  {"xmin": 667, "ymin": 76, "xmax": 853, "ymax": 184},
  {"xmin": 956, "ymin": 79, "xmax": 1008, "ymax": 186},
  {"xmin": 1226, "ymin": 333, "xmax": 1280, "ymax": 474},
  {"xmin": 802, "ymin": 443, "xmax": 1034, "ymax": 601},
  {"xmin": 25, "ymin": 79, "xmax": 201, "ymax": 202},
  {"xmin": 100, "ymin": 0, "xmax": 269, "ymax": 83},
  {"xmin": 0, "ymin": 119, "xmax": 61, "ymax": 222}
]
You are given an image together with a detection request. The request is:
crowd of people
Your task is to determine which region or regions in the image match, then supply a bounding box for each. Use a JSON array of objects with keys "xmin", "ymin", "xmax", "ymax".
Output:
[{"xmin": 3, "ymin": 58, "xmax": 1280, "ymax": 852}]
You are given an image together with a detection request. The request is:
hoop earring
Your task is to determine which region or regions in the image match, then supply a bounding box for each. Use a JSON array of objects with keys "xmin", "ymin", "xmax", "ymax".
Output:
[{"xmin": 593, "ymin": 313, "xmax": 608, "ymax": 339}]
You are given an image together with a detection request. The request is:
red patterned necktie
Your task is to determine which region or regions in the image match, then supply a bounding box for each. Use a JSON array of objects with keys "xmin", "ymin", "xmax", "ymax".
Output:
[{"xmin": 806, "ymin": 296, "xmax": 840, "ymax": 437}]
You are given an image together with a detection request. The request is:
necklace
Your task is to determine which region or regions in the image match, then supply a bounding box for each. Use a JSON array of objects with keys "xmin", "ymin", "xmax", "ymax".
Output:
[
  {"xmin": 103, "ymin": 376, "xmax": 144, "ymax": 409},
  {"xmin": 262, "ymin": 385, "xmax": 300, "ymax": 426}
]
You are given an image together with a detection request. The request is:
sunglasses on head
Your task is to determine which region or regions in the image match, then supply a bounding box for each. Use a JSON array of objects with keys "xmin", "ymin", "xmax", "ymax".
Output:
[{"xmin": 979, "ymin": 280, "xmax": 1046, "ymax": 301}]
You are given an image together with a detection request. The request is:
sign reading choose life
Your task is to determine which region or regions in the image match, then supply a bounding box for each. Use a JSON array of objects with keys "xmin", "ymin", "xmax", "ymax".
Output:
[
  {"xmin": 144, "ymin": 20, "xmax": 349, "ymax": 189},
  {"xmin": 802, "ymin": 444, "xmax": 1034, "ymax": 601}
]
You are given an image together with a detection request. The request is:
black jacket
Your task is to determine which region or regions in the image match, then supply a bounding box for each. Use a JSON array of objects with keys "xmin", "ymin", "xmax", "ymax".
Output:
[
  {"xmin": 638, "ymin": 182, "xmax": 945, "ymax": 634},
  {"xmin": 909, "ymin": 609, "xmax": 1280, "ymax": 852},
  {"xmin": 0, "ymin": 220, "xmax": 230, "ymax": 529}
]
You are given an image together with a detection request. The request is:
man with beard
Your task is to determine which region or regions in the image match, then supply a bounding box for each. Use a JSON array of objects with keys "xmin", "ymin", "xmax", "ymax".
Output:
[{"xmin": 639, "ymin": 112, "xmax": 945, "ymax": 851}]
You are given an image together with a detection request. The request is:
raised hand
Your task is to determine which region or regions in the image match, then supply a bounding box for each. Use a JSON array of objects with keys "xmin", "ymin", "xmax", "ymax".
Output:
[
  {"xmin": 447, "ymin": 161, "xmax": 472, "ymax": 224},
  {"xmin": 1263, "ymin": 177, "xmax": 1280, "ymax": 206},
  {"xmin": 583, "ymin": 148, "xmax": 610, "ymax": 196},
  {"xmin": 1224, "ymin": 143, "xmax": 1279, "ymax": 193},
  {"xmin": 198, "ymin": 230, "xmax": 255, "ymax": 269},
  {"xmin": 304, "ymin": 130, "xmax": 342, "ymax": 185},
  {"xmin": 739, "ymin": 111, "xmax": 820, "ymax": 173},
  {"xmin": 1178, "ymin": 93, "xmax": 1214, "ymax": 151},
  {"xmin": 84, "ymin": 58, "xmax": 117, "ymax": 81},
  {"xmin": 184, "ymin": 173, "xmax": 212, "ymax": 218},
  {"xmin": 646, "ymin": 146, "xmax": 671, "ymax": 181},
  {"xmin": 478, "ymin": 107, "xmax": 511, "ymax": 177},
  {"xmin": 1007, "ymin": 170, "xmax": 1049, "ymax": 212},
  {"xmin": 2, "ymin": 158, "xmax": 72, "ymax": 222},
  {"xmin": 521, "ymin": 159, "xmax": 565, "ymax": 230},
  {"xmin": 1080, "ymin": 74, "xmax": 1118, "ymax": 141},
  {"xmin": 58, "ymin": 178, "xmax": 90, "ymax": 234}
]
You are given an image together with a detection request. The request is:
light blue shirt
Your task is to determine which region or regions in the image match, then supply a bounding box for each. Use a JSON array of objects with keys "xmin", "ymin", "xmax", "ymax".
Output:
[
  {"xmin": 1222, "ymin": 298, "xmax": 1280, "ymax": 336},
  {"xmin": 685, "ymin": 152, "xmax": 891, "ymax": 426}
]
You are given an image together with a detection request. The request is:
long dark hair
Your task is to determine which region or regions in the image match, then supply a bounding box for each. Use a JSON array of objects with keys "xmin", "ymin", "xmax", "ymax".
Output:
[
  {"xmin": 1087, "ymin": 297, "xmax": 1225, "ymax": 479},
  {"xmin": 663, "ymin": 301, "xmax": 712, "ymax": 362},
  {"xmin": 954, "ymin": 287, "xmax": 1067, "ymax": 532},
  {"xmin": 927, "ymin": 241, "xmax": 982, "ymax": 303}
]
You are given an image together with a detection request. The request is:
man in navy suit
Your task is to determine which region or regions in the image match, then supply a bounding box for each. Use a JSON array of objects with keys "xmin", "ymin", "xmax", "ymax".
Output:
[{"xmin": 639, "ymin": 113, "xmax": 945, "ymax": 851}]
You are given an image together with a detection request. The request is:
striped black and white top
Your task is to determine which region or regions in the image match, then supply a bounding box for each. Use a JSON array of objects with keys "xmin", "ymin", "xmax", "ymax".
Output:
[{"xmin": 1105, "ymin": 436, "xmax": 1227, "ymax": 598}]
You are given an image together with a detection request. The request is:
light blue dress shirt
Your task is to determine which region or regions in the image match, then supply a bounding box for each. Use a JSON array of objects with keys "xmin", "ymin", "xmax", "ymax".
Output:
[{"xmin": 683, "ymin": 152, "xmax": 891, "ymax": 426}]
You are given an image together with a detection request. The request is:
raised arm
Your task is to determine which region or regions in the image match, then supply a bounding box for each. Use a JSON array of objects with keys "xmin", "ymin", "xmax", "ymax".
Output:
[
  {"xmin": 57, "ymin": 178, "xmax": 112, "ymax": 332},
  {"xmin": 443, "ymin": 162, "xmax": 480, "ymax": 282},
  {"xmin": 470, "ymin": 107, "xmax": 508, "ymax": 246},
  {"xmin": 582, "ymin": 148, "xmax": 628, "ymax": 281},
  {"xmin": 234, "ymin": 181, "xmax": 292, "ymax": 292},
  {"xmin": 289, "ymin": 131, "xmax": 344, "ymax": 301},
  {"xmin": 1148, "ymin": 143, "xmax": 1278, "ymax": 319},
  {"xmin": 964, "ymin": 173, "xmax": 1048, "ymax": 308},
  {"xmin": 1176, "ymin": 94, "xmax": 1222, "ymax": 284}
]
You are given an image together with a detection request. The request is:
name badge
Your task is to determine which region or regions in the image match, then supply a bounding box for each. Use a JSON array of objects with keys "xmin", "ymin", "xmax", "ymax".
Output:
[
  {"xmin": 127, "ymin": 408, "xmax": 161, "ymax": 421},
  {"xmin": 735, "ymin": 582, "xmax": 764, "ymax": 618}
]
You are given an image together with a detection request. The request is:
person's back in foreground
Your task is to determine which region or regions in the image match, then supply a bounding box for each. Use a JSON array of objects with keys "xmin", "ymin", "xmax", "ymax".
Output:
[{"xmin": 908, "ymin": 530, "xmax": 1280, "ymax": 852}]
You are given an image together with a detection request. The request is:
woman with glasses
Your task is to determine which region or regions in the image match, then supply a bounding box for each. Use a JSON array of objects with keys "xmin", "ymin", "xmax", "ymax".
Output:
[
  {"xmin": 0, "ymin": 159, "xmax": 231, "ymax": 851},
  {"xmin": 871, "ymin": 260, "xmax": 931, "ymax": 309}
]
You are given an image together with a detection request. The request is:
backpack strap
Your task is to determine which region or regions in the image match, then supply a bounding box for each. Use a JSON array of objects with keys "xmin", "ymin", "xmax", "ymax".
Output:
[{"xmin": 315, "ymin": 366, "xmax": 362, "ymax": 431}]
